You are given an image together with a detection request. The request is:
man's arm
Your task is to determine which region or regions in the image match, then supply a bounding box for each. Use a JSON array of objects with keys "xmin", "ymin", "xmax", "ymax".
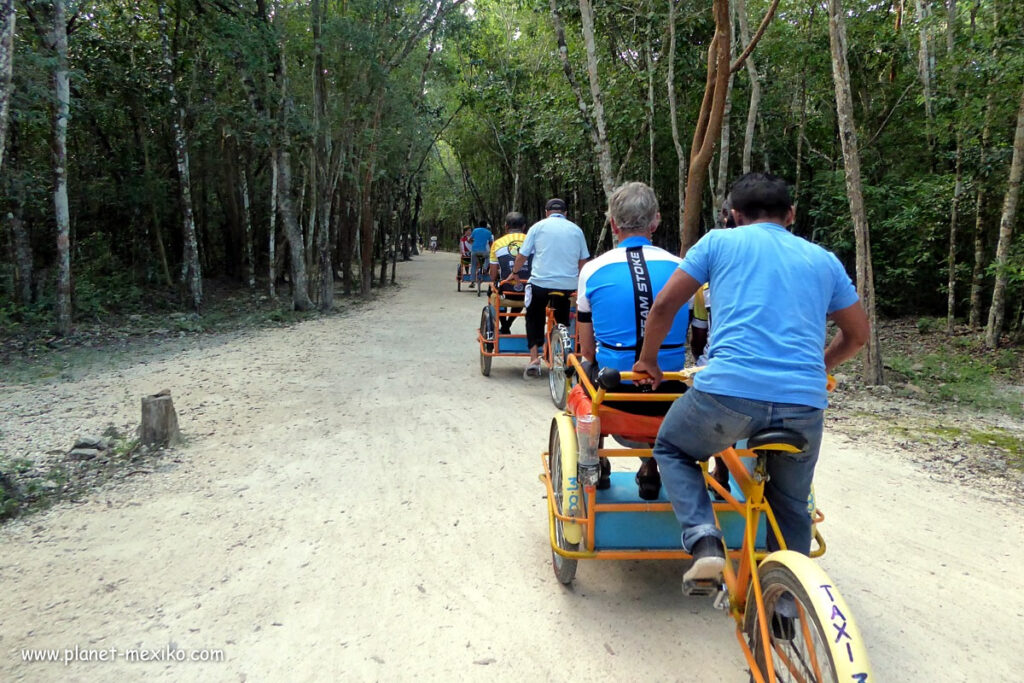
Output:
[
  {"xmin": 577, "ymin": 258, "xmax": 588, "ymax": 273},
  {"xmin": 512, "ymin": 253, "xmax": 526, "ymax": 276},
  {"xmin": 633, "ymin": 270, "xmax": 702, "ymax": 386},
  {"xmin": 824, "ymin": 301, "xmax": 870, "ymax": 371},
  {"xmin": 489, "ymin": 263, "xmax": 499, "ymax": 282},
  {"xmin": 578, "ymin": 321, "xmax": 596, "ymax": 362}
]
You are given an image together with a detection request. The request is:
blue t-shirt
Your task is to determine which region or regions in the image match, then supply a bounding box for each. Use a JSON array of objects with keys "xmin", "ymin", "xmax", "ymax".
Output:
[
  {"xmin": 519, "ymin": 214, "xmax": 590, "ymax": 290},
  {"xmin": 577, "ymin": 236, "xmax": 689, "ymax": 372},
  {"xmin": 471, "ymin": 227, "xmax": 493, "ymax": 253},
  {"xmin": 680, "ymin": 222, "xmax": 859, "ymax": 409}
]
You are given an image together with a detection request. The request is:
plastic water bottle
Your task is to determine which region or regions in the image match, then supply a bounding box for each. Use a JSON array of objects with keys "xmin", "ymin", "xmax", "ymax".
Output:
[{"xmin": 575, "ymin": 414, "xmax": 601, "ymax": 487}]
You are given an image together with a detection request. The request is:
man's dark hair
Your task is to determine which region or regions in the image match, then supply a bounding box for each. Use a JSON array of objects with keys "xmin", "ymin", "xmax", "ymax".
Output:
[
  {"xmin": 728, "ymin": 173, "xmax": 792, "ymax": 220},
  {"xmin": 505, "ymin": 211, "xmax": 526, "ymax": 231}
]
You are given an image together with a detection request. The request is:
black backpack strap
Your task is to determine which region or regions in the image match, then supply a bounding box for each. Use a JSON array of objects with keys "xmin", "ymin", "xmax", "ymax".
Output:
[{"xmin": 625, "ymin": 246, "xmax": 653, "ymax": 363}]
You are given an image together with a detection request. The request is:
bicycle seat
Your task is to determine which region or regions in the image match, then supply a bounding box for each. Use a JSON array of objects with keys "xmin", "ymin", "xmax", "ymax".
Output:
[{"xmin": 746, "ymin": 429, "xmax": 808, "ymax": 453}]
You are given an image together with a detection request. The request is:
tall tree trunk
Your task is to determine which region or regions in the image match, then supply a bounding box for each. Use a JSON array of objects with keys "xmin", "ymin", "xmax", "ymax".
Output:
[
  {"xmin": 312, "ymin": 0, "xmax": 333, "ymax": 310},
  {"xmin": 646, "ymin": 31, "xmax": 655, "ymax": 189},
  {"xmin": 274, "ymin": 38, "xmax": 312, "ymax": 310},
  {"xmin": 915, "ymin": 0, "xmax": 936, "ymax": 156},
  {"xmin": 0, "ymin": 0, "xmax": 14, "ymax": 173},
  {"xmin": 269, "ymin": 150, "xmax": 278, "ymax": 299},
  {"xmin": 9, "ymin": 198, "xmax": 32, "ymax": 306},
  {"xmin": 680, "ymin": 0, "xmax": 731, "ymax": 251},
  {"xmin": 276, "ymin": 147, "xmax": 312, "ymax": 309},
  {"xmin": 360, "ymin": 94, "xmax": 384, "ymax": 297},
  {"xmin": 828, "ymin": 0, "xmax": 884, "ymax": 385},
  {"xmin": 944, "ymin": 0, "xmax": 960, "ymax": 332},
  {"xmin": 969, "ymin": 91, "xmax": 995, "ymax": 328},
  {"xmin": 158, "ymin": 1, "xmax": 201, "ymax": 312},
  {"xmin": 240, "ymin": 156, "xmax": 256, "ymax": 289},
  {"xmin": 945, "ymin": 134, "xmax": 963, "ymax": 331},
  {"xmin": 736, "ymin": 0, "xmax": 762, "ymax": 175},
  {"xmin": 43, "ymin": 0, "xmax": 72, "ymax": 334},
  {"xmin": 713, "ymin": 16, "xmax": 737, "ymax": 226},
  {"xmin": 984, "ymin": 81, "xmax": 1024, "ymax": 348},
  {"xmin": 666, "ymin": 0, "xmax": 688, "ymax": 243},
  {"xmin": 577, "ymin": 0, "xmax": 614, "ymax": 197}
]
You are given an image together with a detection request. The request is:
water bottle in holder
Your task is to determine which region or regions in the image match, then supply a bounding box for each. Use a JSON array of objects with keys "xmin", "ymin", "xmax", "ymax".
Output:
[{"xmin": 575, "ymin": 414, "xmax": 601, "ymax": 487}]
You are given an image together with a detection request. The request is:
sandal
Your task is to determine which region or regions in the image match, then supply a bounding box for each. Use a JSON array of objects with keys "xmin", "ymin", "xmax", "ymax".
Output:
[{"xmin": 523, "ymin": 359, "xmax": 543, "ymax": 379}]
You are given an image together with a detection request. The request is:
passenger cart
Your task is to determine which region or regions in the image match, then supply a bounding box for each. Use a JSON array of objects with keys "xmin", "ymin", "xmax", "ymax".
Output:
[{"xmin": 540, "ymin": 357, "xmax": 872, "ymax": 682}]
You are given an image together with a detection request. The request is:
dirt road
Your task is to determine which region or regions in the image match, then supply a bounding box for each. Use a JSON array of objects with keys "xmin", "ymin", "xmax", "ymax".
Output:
[{"xmin": 2, "ymin": 253, "xmax": 1022, "ymax": 681}]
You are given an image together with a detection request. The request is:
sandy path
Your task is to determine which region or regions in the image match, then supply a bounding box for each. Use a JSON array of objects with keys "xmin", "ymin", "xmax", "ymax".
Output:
[{"xmin": 1, "ymin": 253, "xmax": 1022, "ymax": 682}]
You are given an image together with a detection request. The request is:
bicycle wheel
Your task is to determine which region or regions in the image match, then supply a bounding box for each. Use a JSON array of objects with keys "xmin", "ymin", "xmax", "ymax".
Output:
[
  {"xmin": 547, "ymin": 324, "xmax": 570, "ymax": 409},
  {"xmin": 479, "ymin": 306, "xmax": 494, "ymax": 376},
  {"xmin": 456, "ymin": 264, "xmax": 462, "ymax": 292},
  {"xmin": 744, "ymin": 551, "xmax": 871, "ymax": 683},
  {"xmin": 548, "ymin": 417, "xmax": 579, "ymax": 584}
]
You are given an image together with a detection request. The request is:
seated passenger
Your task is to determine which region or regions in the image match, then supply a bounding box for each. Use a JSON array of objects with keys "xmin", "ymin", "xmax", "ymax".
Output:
[
  {"xmin": 489, "ymin": 212, "xmax": 532, "ymax": 334},
  {"xmin": 459, "ymin": 226, "xmax": 473, "ymax": 277},
  {"xmin": 576, "ymin": 181, "xmax": 690, "ymax": 500}
]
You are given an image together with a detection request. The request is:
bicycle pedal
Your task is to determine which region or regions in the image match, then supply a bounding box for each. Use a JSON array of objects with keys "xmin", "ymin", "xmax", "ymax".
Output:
[
  {"xmin": 682, "ymin": 578, "xmax": 720, "ymax": 597},
  {"xmin": 712, "ymin": 587, "xmax": 730, "ymax": 611}
]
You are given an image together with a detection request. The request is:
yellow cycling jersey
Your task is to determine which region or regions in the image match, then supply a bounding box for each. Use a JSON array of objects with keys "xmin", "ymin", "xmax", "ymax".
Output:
[{"xmin": 692, "ymin": 283, "xmax": 710, "ymax": 324}]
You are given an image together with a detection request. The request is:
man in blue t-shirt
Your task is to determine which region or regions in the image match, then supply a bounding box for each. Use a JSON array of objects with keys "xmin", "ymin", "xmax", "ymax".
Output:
[
  {"xmin": 512, "ymin": 198, "xmax": 590, "ymax": 378},
  {"xmin": 577, "ymin": 181, "xmax": 689, "ymax": 500},
  {"xmin": 632, "ymin": 173, "xmax": 869, "ymax": 592},
  {"xmin": 469, "ymin": 221, "xmax": 494, "ymax": 288}
]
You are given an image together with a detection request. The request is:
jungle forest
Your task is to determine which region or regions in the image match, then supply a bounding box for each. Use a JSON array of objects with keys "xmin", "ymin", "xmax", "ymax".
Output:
[{"xmin": 1, "ymin": 0, "xmax": 1023, "ymax": 382}]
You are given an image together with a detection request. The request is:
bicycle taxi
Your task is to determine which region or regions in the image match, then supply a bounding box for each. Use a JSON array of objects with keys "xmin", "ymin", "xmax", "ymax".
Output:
[
  {"xmin": 477, "ymin": 279, "xmax": 580, "ymax": 408},
  {"xmin": 540, "ymin": 355, "xmax": 871, "ymax": 682}
]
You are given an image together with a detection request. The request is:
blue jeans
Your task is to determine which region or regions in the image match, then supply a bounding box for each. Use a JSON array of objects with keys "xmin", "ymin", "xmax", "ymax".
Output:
[{"xmin": 653, "ymin": 388, "xmax": 823, "ymax": 554}]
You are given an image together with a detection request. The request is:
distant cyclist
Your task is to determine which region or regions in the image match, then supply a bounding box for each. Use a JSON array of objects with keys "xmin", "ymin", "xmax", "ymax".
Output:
[
  {"xmin": 469, "ymin": 220, "xmax": 494, "ymax": 289},
  {"xmin": 429, "ymin": 234, "xmax": 438, "ymax": 253}
]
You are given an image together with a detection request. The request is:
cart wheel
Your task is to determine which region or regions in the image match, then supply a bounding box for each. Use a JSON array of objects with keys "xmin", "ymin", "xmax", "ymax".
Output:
[
  {"xmin": 744, "ymin": 552, "xmax": 871, "ymax": 682},
  {"xmin": 479, "ymin": 306, "xmax": 494, "ymax": 376},
  {"xmin": 548, "ymin": 419, "xmax": 579, "ymax": 584},
  {"xmin": 547, "ymin": 324, "xmax": 571, "ymax": 409}
]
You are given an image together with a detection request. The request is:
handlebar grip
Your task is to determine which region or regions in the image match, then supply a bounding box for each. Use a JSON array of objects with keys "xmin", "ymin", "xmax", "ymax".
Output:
[{"xmin": 596, "ymin": 367, "xmax": 621, "ymax": 390}]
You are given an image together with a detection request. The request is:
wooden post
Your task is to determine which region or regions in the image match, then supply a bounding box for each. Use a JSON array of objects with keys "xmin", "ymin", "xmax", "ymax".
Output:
[{"xmin": 140, "ymin": 389, "xmax": 181, "ymax": 447}]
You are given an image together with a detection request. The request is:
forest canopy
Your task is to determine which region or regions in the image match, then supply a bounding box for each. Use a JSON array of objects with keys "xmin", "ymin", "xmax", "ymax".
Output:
[{"xmin": 1, "ymin": 0, "xmax": 1023, "ymax": 348}]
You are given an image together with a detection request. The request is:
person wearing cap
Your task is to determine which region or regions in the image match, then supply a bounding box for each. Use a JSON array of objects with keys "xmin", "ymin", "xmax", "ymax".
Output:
[{"xmin": 512, "ymin": 198, "xmax": 590, "ymax": 378}]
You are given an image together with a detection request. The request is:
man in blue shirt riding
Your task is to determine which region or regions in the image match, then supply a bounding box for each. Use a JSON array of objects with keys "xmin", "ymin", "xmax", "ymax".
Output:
[
  {"xmin": 469, "ymin": 220, "xmax": 494, "ymax": 288},
  {"xmin": 513, "ymin": 198, "xmax": 590, "ymax": 379},
  {"xmin": 632, "ymin": 172, "xmax": 869, "ymax": 593}
]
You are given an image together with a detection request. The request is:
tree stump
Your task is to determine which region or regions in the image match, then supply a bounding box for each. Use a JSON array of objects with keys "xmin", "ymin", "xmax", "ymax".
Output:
[{"xmin": 140, "ymin": 390, "xmax": 181, "ymax": 447}]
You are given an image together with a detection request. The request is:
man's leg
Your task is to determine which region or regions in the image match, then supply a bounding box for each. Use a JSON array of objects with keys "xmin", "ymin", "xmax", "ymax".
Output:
[
  {"xmin": 550, "ymin": 289, "xmax": 571, "ymax": 327},
  {"xmin": 524, "ymin": 284, "xmax": 548, "ymax": 367},
  {"xmin": 763, "ymin": 405, "xmax": 823, "ymax": 554}
]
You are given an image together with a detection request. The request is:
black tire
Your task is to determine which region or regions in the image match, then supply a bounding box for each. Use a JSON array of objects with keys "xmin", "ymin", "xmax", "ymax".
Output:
[
  {"xmin": 548, "ymin": 419, "xmax": 579, "ymax": 584},
  {"xmin": 745, "ymin": 563, "xmax": 840, "ymax": 683},
  {"xmin": 547, "ymin": 324, "xmax": 570, "ymax": 409},
  {"xmin": 479, "ymin": 306, "xmax": 494, "ymax": 376},
  {"xmin": 457, "ymin": 264, "xmax": 462, "ymax": 292}
]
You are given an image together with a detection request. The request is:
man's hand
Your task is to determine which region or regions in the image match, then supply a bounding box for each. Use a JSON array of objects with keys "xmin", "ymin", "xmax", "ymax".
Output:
[{"xmin": 631, "ymin": 358, "xmax": 663, "ymax": 390}]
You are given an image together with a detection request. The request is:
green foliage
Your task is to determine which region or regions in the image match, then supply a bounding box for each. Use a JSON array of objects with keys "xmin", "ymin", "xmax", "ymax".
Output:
[{"xmin": 888, "ymin": 351, "xmax": 1020, "ymax": 415}]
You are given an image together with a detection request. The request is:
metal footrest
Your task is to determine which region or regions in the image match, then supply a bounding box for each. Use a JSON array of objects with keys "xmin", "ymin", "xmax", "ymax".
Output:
[{"xmin": 682, "ymin": 578, "xmax": 721, "ymax": 597}]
